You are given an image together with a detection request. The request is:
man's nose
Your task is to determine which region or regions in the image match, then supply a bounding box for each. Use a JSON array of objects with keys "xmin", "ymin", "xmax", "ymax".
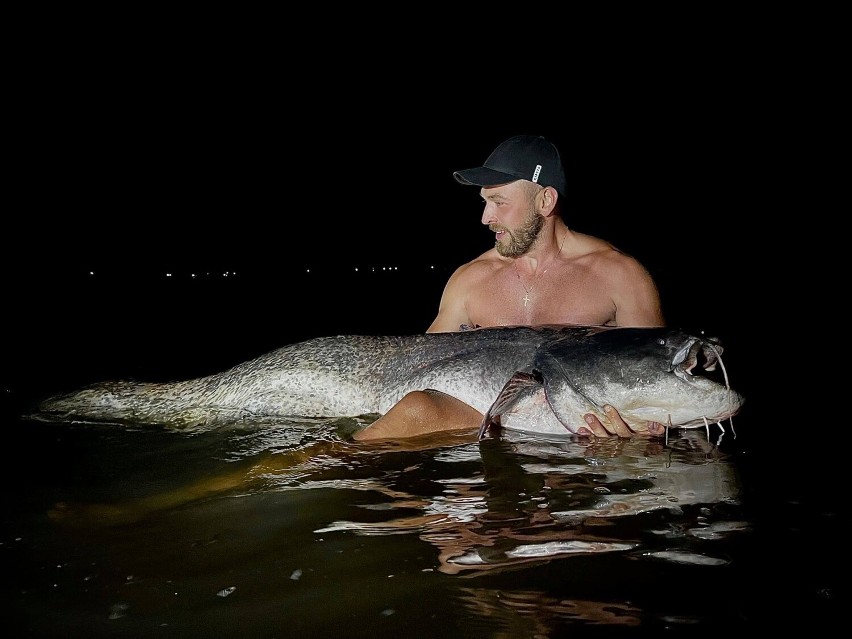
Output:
[{"xmin": 481, "ymin": 207, "xmax": 497, "ymax": 225}]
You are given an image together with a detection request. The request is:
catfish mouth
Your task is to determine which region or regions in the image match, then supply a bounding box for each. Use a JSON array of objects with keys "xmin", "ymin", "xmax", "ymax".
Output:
[
  {"xmin": 672, "ymin": 337, "xmax": 727, "ymax": 386},
  {"xmin": 667, "ymin": 335, "xmax": 744, "ymax": 430}
]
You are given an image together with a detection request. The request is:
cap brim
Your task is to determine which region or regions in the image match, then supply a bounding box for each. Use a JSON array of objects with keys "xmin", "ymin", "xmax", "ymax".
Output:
[{"xmin": 453, "ymin": 167, "xmax": 521, "ymax": 188}]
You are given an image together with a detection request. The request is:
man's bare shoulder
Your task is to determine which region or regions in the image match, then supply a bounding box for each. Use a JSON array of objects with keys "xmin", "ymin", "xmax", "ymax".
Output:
[
  {"xmin": 573, "ymin": 234, "xmax": 652, "ymax": 275},
  {"xmin": 449, "ymin": 248, "xmax": 506, "ymax": 282}
]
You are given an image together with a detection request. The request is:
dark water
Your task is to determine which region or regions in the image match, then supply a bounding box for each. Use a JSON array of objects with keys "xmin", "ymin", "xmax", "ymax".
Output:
[{"xmin": 2, "ymin": 271, "xmax": 844, "ymax": 636}]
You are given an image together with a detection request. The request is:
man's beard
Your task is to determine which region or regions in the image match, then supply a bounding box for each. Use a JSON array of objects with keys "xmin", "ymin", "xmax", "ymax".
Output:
[{"xmin": 494, "ymin": 209, "xmax": 544, "ymax": 258}]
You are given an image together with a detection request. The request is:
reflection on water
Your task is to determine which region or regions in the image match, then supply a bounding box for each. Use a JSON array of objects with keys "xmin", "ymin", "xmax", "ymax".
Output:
[
  {"xmin": 5, "ymin": 411, "xmax": 804, "ymax": 637},
  {"xmin": 313, "ymin": 430, "xmax": 744, "ymax": 577}
]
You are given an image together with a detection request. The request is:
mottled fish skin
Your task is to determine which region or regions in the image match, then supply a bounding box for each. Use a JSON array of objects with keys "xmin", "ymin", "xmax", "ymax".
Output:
[{"xmin": 28, "ymin": 326, "xmax": 745, "ymax": 434}]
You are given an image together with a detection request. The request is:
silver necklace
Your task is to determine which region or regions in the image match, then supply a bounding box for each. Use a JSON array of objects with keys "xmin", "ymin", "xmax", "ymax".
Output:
[{"xmin": 513, "ymin": 232, "xmax": 567, "ymax": 308}]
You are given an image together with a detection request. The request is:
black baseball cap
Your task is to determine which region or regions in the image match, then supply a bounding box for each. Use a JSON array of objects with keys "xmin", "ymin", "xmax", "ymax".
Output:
[{"xmin": 453, "ymin": 135, "xmax": 566, "ymax": 196}]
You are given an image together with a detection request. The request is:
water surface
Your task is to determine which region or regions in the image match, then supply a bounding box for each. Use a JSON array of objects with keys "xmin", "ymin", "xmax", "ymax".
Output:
[{"xmin": 2, "ymin": 273, "xmax": 843, "ymax": 636}]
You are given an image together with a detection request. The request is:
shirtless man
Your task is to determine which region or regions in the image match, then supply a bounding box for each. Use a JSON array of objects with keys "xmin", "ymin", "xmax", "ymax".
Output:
[{"xmin": 356, "ymin": 135, "xmax": 666, "ymax": 441}]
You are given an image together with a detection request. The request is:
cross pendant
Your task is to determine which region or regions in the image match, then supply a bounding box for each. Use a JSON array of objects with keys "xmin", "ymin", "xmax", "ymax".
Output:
[{"xmin": 523, "ymin": 292, "xmax": 531, "ymax": 307}]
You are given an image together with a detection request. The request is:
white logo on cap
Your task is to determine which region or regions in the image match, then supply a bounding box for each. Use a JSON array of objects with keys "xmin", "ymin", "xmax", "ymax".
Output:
[{"xmin": 532, "ymin": 164, "xmax": 542, "ymax": 183}]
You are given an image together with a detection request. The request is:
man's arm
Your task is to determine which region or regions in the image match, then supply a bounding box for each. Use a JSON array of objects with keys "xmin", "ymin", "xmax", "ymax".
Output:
[
  {"xmin": 426, "ymin": 266, "xmax": 472, "ymax": 333},
  {"xmin": 609, "ymin": 253, "xmax": 665, "ymax": 327}
]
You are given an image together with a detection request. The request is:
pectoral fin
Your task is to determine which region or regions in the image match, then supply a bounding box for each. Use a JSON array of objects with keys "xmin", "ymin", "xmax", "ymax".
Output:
[{"xmin": 477, "ymin": 371, "xmax": 544, "ymax": 440}]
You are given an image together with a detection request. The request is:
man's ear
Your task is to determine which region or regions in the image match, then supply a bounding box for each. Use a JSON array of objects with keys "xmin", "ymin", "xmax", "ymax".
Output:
[{"xmin": 538, "ymin": 186, "xmax": 559, "ymax": 217}]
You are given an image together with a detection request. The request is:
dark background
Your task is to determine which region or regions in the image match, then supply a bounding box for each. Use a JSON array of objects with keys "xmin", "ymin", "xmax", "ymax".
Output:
[{"xmin": 8, "ymin": 27, "xmax": 783, "ymax": 282}]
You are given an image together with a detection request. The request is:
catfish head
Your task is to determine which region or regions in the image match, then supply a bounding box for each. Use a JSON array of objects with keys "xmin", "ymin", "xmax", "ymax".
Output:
[{"xmin": 478, "ymin": 327, "xmax": 745, "ymax": 438}]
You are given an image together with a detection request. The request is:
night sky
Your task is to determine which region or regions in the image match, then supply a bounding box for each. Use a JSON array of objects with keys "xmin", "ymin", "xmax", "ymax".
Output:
[
  {"xmin": 12, "ymin": 103, "xmax": 761, "ymax": 278},
  {"xmin": 10, "ymin": 101, "xmax": 768, "ymax": 333},
  {"xmin": 8, "ymin": 21, "xmax": 796, "ymax": 287},
  {"xmin": 6, "ymin": 13, "xmax": 823, "ymax": 304}
]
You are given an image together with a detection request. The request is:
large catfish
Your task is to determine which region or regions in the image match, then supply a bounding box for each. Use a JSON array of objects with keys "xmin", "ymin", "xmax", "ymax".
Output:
[{"xmin": 28, "ymin": 325, "xmax": 744, "ymax": 436}]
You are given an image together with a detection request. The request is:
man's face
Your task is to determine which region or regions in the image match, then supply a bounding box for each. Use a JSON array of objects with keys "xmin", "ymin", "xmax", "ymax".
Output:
[
  {"xmin": 495, "ymin": 204, "xmax": 542, "ymax": 258},
  {"xmin": 479, "ymin": 182, "xmax": 543, "ymax": 258}
]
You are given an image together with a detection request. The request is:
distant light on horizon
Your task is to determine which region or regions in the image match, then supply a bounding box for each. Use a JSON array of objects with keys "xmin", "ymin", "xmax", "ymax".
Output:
[{"xmin": 23, "ymin": 264, "xmax": 450, "ymax": 284}]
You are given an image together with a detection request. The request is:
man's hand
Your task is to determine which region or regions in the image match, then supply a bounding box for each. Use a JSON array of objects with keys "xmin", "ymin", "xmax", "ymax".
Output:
[{"xmin": 579, "ymin": 405, "xmax": 665, "ymax": 438}]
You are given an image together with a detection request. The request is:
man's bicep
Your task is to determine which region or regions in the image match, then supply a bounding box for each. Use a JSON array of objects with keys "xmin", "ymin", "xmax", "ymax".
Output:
[
  {"xmin": 426, "ymin": 276, "xmax": 470, "ymax": 333},
  {"xmin": 427, "ymin": 301, "xmax": 469, "ymax": 332},
  {"xmin": 614, "ymin": 270, "xmax": 665, "ymax": 327}
]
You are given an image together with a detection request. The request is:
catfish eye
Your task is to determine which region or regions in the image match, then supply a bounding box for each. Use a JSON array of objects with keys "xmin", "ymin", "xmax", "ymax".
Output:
[{"xmin": 657, "ymin": 338, "xmax": 666, "ymax": 346}]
